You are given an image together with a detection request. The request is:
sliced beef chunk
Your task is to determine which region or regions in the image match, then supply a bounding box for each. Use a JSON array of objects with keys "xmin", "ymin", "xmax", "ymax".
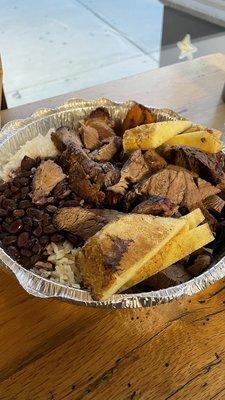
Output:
[
  {"xmin": 107, "ymin": 150, "xmax": 149, "ymax": 195},
  {"xmin": 54, "ymin": 206, "xmax": 124, "ymax": 240},
  {"xmin": 217, "ymin": 172, "xmax": 225, "ymax": 198},
  {"xmin": 203, "ymin": 195, "xmax": 225, "ymax": 214},
  {"xmin": 145, "ymin": 263, "xmax": 191, "ymax": 289},
  {"xmin": 122, "ymin": 103, "xmax": 155, "ymax": 132},
  {"xmin": 197, "ymin": 177, "xmax": 221, "ymax": 200},
  {"xmin": 88, "ymin": 107, "xmax": 113, "ymax": 125},
  {"xmin": 161, "ymin": 145, "xmax": 224, "ymax": 184},
  {"xmin": 31, "ymin": 160, "xmax": 66, "ymax": 204},
  {"xmin": 51, "ymin": 126, "xmax": 83, "ymax": 152},
  {"xmin": 132, "ymin": 195, "xmax": 177, "ymax": 216},
  {"xmin": 68, "ymin": 145, "xmax": 120, "ymax": 206},
  {"xmin": 143, "ymin": 149, "xmax": 167, "ymax": 174},
  {"xmin": 84, "ymin": 107, "xmax": 115, "ymax": 140},
  {"xmin": 79, "ymin": 124, "xmax": 100, "ymax": 150},
  {"xmin": 134, "ymin": 165, "xmax": 220, "ymax": 209},
  {"xmin": 90, "ymin": 136, "xmax": 122, "ymax": 162},
  {"xmin": 104, "ymin": 190, "xmax": 124, "ymax": 209},
  {"xmin": 21, "ymin": 156, "xmax": 37, "ymax": 171}
]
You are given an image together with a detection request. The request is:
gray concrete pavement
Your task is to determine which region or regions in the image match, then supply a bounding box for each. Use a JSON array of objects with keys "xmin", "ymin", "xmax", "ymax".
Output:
[{"xmin": 0, "ymin": 0, "xmax": 163, "ymax": 107}]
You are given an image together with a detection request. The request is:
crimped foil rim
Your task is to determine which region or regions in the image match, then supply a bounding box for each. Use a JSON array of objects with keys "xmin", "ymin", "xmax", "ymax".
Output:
[{"xmin": 0, "ymin": 97, "xmax": 223, "ymax": 309}]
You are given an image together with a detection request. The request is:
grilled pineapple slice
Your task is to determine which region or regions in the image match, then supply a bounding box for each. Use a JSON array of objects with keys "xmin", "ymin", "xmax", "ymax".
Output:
[
  {"xmin": 74, "ymin": 214, "xmax": 187, "ymax": 301},
  {"xmin": 123, "ymin": 120, "xmax": 192, "ymax": 151},
  {"xmin": 185, "ymin": 125, "xmax": 222, "ymax": 139},
  {"xmin": 166, "ymin": 131, "xmax": 223, "ymax": 153},
  {"xmin": 181, "ymin": 208, "xmax": 205, "ymax": 229},
  {"xmin": 121, "ymin": 222, "xmax": 214, "ymax": 291}
]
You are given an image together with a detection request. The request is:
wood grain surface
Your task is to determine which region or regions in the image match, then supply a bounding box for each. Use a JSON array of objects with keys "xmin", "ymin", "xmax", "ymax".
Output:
[{"xmin": 1, "ymin": 53, "xmax": 225, "ymax": 400}]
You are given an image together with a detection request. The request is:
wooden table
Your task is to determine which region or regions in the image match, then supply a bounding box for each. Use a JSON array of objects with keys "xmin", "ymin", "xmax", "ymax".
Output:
[{"xmin": 1, "ymin": 53, "xmax": 225, "ymax": 400}]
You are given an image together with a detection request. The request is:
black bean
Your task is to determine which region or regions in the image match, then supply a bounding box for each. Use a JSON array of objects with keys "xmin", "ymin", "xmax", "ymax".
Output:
[
  {"xmin": 7, "ymin": 219, "xmax": 23, "ymax": 234},
  {"xmin": 3, "ymin": 189, "xmax": 11, "ymax": 198},
  {"xmin": 2, "ymin": 221, "xmax": 9, "ymax": 231},
  {"xmin": 51, "ymin": 234, "xmax": 64, "ymax": 243},
  {"xmin": 2, "ymin": 198, "xmax": 11, "ymax": 209},
  {"xmin": 10, "ymin": 184, "xmax": 20, "ymax": 193},
  {"xmin": 21, "ymin": 156, "xmax": 36, "ymax": 171},
  {"xmin": 14, "ymin": 193, "xmax": 22, "ymax": 201},
  {"xmin": 17, "ymin": 232, "xmax": 29, "ymax": 248},
  {"xmin": 8, "ymin": 246, "xmax": 20, "ymax": 258},
  {"xmin": 27, "ymin": 208, "xmax": 43, "ymax": 220},
  {"xmin": 46, "ymin": 205, "xmax": 57, "ymax": 213},
  {"xmin": 19, "ymin": 200, "xmax": 32, "ymax": 209},
  {"xmin": 35, "ymin": 156, "xmax": 41, "ymax": 166},
  {"xmin": 43, "ymin": 225, "xmax": 56, "ymax": 234},
  {"xmin": 7, "ymin": 200, "xmax": 16, "ymax": 211},
  {"xmin": 24, "ymin": 224, "xmax": 33, "ymax": 233},
  {"xmin": 20, "ymin": 257, "xmax": 31, "ymax": 268},
  {"xmin": 71, "ymin": 192, "xmax": 80, "ymax": 200},
  {"xmin": 62, "ymin": 200, "xmax": 81, "ymax": 207},
  {"xmin": 33, "ymin": 225, "xmax": 43, "ymax": 237},
  {"xmin": 42, "ymin": 213, "xmax": 51, "ymax": 226},
  {"xmin": 31, "ymin": 255, "xmax": 41, "ymax": 264},
  {"xmin": 19, "ymin": 172, "xmax": 30, "ymax": 179},
  {"xmin": 2, "ymin": 235, "xmax": 17, "ymax": 246},
  {"xmin": 5, "ymin": 217, "xmax": 13, "ymax": 225},
  {"xmin": 0, "ymin": 209, "xmax": 7, "ymax": 217},
  {"xmin": 13, "ymin": 209, "xmax": 25, "ymax": 218},
  {"xmin": 47, "ymin": 197, "xmax": 54, "ymax": 204},
  {"xmin": 39, "ymin": 235, "xmax": 49, "ymax": 246},
  {"xmin": 21, "ymin": 249, "xmax": 33, "ymax": 257},
  {"xmin": 21, "ymin": 187, "xmax": 29, "ymax": 199},
  {"xmin": 0, "ymin": 183, "xmax": 8, "ymax": 192},
  {"xmin": 23, "ymin": 216, "xmax": 33, "ymax": 227},
  {"xmin": 32, "ymin": 242, "xmax": 43, "ymax": 254}
]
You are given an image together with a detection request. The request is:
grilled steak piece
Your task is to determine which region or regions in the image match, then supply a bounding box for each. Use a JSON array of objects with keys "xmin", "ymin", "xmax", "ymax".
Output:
[
  {"xmin": 122, "ymin": 103, "xmax": 155, "ymax": 132},
  {"xmin": 84, "ymin": 107, "xmax": 115, "ymax": 140},
  {"xmin": 31, "ymin": 160, "xmax": 66, "ymax": 204},
  {"xmin": 54, "ymin": 206, "xmax": 123, "ymax": 240},
  {"xmin": 107, "ymin": 150, "xmax": 149, "ymax": 195},
  {"xmin": 90, "ymin": 136, "xmax": 122, "ymax": 162},
  {"xmin": 80, "ymin": 124, "xmax": 100, "ymax": 150},
  {"xmin": 51, "ymin": 126, "xmax": 83, "ymax": 152},
  {"xmin": 161, "ymin": 145, "xmax": 224, "ymax": 184},
  {"xmin": 134, "ymin": 165, "xmax": 220, "ymax": 209},
  {"xmin": 88, "ymin": 107, "xmax": 113, "ymax": 125},
  {"xmin": 68, "ymin": 145, "xmax": 120, "ymax": 206},
  {"xmin": 132, "ymin": 195, "xmax": 177, "ymax": 216},
  {"xmin": 203, "ymin": 195, "xmax": 225, "ymax": 214},
  {"xmin": 143, "ymin": 149, "xmax": 167, "ymax": 174}
]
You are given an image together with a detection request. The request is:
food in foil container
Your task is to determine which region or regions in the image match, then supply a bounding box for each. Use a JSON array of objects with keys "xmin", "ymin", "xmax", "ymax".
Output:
[{"xmin": 0, "ymin": 102, "xmax": 224, "ymax": 301}]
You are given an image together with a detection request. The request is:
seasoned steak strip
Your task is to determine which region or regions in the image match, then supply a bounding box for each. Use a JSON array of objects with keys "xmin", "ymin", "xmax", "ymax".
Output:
[
  {"xmin": 161, "ymin": 145, "xmax": 224, "ymax": 184},
  {"xmin": 68, "ymin": 145, "xmax": 120, "ymax": 206},
  {"xmin": 51, "ymin": 126, "xmax": 83, "ymax": 152},
  {"xmin": 54, "ymin": 206, "xmax": 123, "ymax": 240}
]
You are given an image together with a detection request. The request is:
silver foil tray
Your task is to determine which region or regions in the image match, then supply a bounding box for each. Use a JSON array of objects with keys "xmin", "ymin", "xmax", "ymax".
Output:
[{"xmin": 0, "ymin": 97, "xmax": 224, "ymax": 309}]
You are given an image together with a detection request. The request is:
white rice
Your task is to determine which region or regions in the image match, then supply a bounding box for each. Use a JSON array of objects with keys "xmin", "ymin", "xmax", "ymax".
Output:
[
  {"xmin": 0, "ymin": 129, "xmax": 59, "ymax": 181},
  {"xmin": 32, "ymin": 241, "xmax": 80, "ymax": 288}
]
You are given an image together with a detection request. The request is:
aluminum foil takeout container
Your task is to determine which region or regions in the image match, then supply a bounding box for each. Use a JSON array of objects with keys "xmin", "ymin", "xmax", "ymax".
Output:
[{"xmin": 1, "ymin": 98, "xmax": 225, "ymax": 309}]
